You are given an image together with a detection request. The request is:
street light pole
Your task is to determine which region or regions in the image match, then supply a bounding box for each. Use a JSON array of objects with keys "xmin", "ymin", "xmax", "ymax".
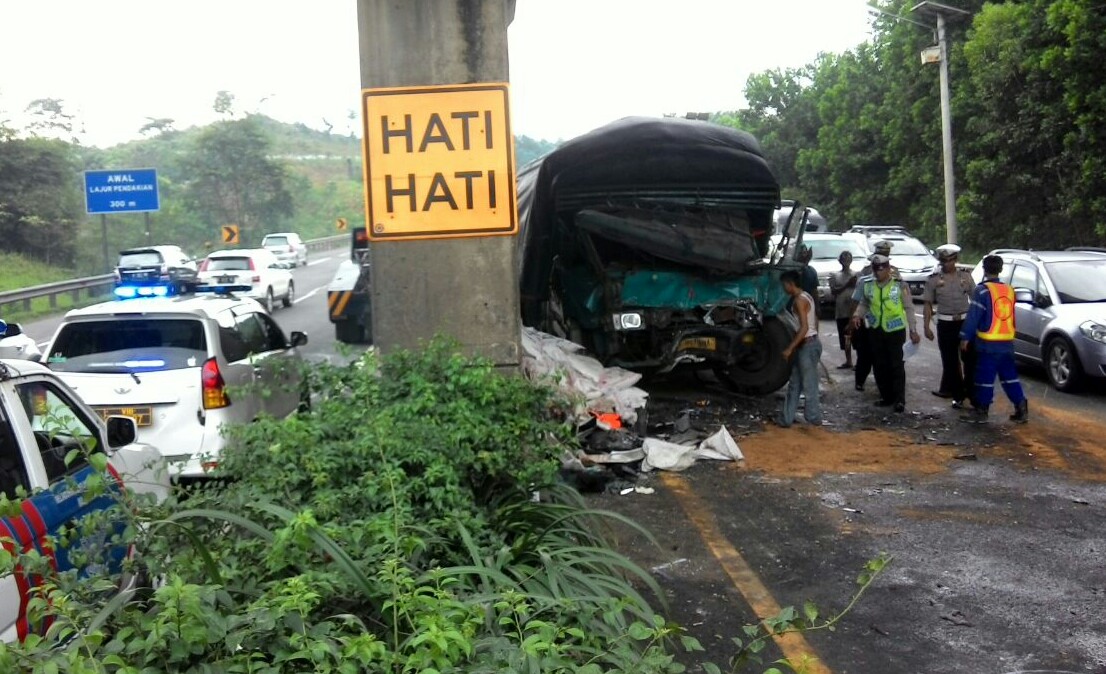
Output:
[
  {"xmin": 911, "ymin": 1, "xmax": 970, "ymax": 246},
  {"xmin": 936, "ymin": 11, "xmax": 957, "ymax": 245}
]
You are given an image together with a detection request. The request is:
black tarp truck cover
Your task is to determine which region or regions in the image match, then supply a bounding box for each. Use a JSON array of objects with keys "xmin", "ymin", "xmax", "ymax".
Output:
[{"xmin": 516, "ymin": 116, "xmax": 781, "ymax": 326}]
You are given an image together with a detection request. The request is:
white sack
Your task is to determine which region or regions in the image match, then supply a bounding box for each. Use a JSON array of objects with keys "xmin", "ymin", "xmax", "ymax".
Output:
[{"xmin": 640, "ymin": 426, "xmax": 744, "ymax": 472}]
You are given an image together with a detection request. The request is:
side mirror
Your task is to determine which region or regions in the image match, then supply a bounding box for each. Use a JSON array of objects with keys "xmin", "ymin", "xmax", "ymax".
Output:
[
  {"xmin": 1013, "ymin": 288, "xmax": 1034, "ymax": 304},
  {"xmin": 106, "ymin": 415, "xmax": 137, "ymax": 448},
  {"xmin": 290, "ymin": 331, "xmax": 309, "ymax": 348}
]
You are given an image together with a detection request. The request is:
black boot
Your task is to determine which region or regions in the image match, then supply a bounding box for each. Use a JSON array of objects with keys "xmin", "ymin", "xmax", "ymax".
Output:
[
  {"xmin": 960, "ymin": 406, "xmax": 989, "ymax": 424},
  {"xmin": 1010, "ymin": 400, "xmax": 1029, "ymax": 424}
]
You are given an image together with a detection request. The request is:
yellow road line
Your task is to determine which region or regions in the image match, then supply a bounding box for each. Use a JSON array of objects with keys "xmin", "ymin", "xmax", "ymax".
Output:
[{"xmin": 661, "ymin": 473, "xmax": 833, "ymax": 674}]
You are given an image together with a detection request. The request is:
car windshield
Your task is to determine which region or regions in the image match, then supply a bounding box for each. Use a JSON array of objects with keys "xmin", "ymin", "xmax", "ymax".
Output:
[
  {"xmin": 46, "ymin": 319, "xmax": 207, "ymax": 372},
  {"xmin": 263, "ymin": 236, "xmax": 288, "ymax": 247},
  {"xmin": 206, "ymin": 257, "xmax": 252, "ymax": 271},
  {"xmin": 886, "ymin": 238, "xmax": 930, "ymax": 256},
  {"xmin": 119, "ymin": 252, "xmax": 162, "ymax": 266},
  {"xmin": 1045, "ymin": 260, "xmax": 1106, "ymax": 303},
  {"xmin": 807, "ymin": 239, "xmax": 867, "ymax": 260}
]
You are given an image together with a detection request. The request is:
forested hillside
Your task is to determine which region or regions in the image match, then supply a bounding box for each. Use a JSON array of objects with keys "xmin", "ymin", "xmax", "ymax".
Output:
[
  {"xmin": 0, "ymin": 101, "xmax": 559, "ymax": 281},
  {"xmin": 720, "ymin": 0, "xmax": 1106, "ymax": 251}
]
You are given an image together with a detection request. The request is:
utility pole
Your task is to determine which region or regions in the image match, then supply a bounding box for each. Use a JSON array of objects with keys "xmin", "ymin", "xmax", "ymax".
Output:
[
  {"xmin": 912, "ymin": 1, "xmax": 970, "ymax": 246},
  {"xmin": 356, "ymin": 0, "xmax": 520, "ymax": 367}
]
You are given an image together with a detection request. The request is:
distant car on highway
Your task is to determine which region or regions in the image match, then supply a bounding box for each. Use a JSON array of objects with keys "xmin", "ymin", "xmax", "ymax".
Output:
[
  {"xmin": 0, "ymin": 320, "xmax": 41, "ymax": 362},
  {"xmin": 41, "ymin": 291, "xmax": 308, "ymax": 479},
  {"xmin": 261, "ymin": 232, "xmax": 308, "ymax": 267},
  {"xmin": 846, "ymin": 226, "xmax": 938, "ymax": 299},
  {"xmin": 770, "ymin": 232, "xmax": 868, "ymax": 312},
  {"xmin": 970, "ymin": 248, "xmax": 1106, "ymax": 392},
  {"xmin": 197, "ymin": 248, "xmax": 294, "ymax": 313},
  {"xmin": 0, "ymin": 357, "xmax": 169, "ymax": 643},
  {"xmin": 113, "ymin": 245, "xmax": 199, "ymax": 295}
]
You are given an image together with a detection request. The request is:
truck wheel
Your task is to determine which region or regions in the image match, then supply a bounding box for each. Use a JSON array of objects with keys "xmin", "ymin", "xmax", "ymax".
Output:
[
  {"xmin": 335, "ymin": 320, "xmax": 364, "ymax": 344},
  {"xmin": 715, "ymin": 318, "xmax": 793, "ymax": 395}
]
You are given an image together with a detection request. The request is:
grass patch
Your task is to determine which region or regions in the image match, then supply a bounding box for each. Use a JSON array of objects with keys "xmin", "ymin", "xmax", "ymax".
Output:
[{"xmin": 0, "ymin": 251, "xmax": 108, "ymax": 322}]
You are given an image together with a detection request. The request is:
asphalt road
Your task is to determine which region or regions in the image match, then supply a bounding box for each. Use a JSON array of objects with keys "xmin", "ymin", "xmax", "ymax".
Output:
[{"xmin": 18, "ymin": 267, "xmax": 1106, "ymax": 673}]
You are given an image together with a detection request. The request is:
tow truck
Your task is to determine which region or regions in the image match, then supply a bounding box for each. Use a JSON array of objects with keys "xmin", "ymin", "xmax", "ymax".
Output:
[{"xmin": 327, "ymin": 226, "xmax": 373, "ymax": 344}]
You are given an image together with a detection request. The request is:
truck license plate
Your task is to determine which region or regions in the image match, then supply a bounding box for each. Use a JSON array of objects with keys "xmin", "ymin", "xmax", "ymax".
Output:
[
  {"xmin": 678, "ymin": 337, "xmax": 717, "ymax": 352},
  {"xmin": 95, "ymin": 406, "xmax": 153, "ymax": 427}
]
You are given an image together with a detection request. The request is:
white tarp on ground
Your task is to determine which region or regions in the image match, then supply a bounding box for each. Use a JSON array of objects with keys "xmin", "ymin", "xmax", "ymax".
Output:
[
  {"xmin": 640, "ymin": 426, "xmax": 744, "ymax": 472},
  {"xmin": 521, "ymin": 327, "xmax": 649, "ymax": 423}
]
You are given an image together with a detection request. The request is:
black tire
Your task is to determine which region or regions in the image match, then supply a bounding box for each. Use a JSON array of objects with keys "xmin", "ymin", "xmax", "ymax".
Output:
[
  {"xmin": 282, "ymin": 282, "xmax": 294, "ymax": 308},
  {"xmin": 263, "ymin": 288, "xmax": 274, "ymax": 313},
  {"xmin": 335, "ymin": 320, "xmax": 364, "ymax": 344},
  {"xmin": 1044, "ymin": 336, "xmax": 1083, "ymax": 392},
  {"xmin": 715, "ymin": 318, "xmax": 793, "ymax": 395}
]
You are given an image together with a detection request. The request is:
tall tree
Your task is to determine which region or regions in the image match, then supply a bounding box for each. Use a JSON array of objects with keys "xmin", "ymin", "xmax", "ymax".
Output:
[
  {"xmin": 0, "ymin": 137, "xmax": 81, "ymax": 265},
  {"xmin": 179, "ymin": 116, "xmax": 293, "ymax": 243}
]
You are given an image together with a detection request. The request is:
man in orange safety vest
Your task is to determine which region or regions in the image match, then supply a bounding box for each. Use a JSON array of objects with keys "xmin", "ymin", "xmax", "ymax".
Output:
[{"xmin": 959, "ymin": 255, "xmax": 1028, "ymax": 423}]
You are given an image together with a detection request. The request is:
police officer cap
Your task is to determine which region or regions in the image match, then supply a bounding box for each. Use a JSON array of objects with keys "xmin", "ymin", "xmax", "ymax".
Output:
[
  {"xmin": 872, "ymin": 240, "xmax": 893, "ymax": 254},
  {"xmin": 936, "ymin": 244, "xmax": 961, "ymax": 260},
  {"xmin": 870, "ymin": 254, "xmax": 891, "ymax": 266}
]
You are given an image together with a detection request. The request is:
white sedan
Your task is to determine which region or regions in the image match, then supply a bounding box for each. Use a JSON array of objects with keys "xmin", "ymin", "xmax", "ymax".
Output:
[{"xmin": 196, "ymin": 248, "xmax": 294, "ymax": 312}]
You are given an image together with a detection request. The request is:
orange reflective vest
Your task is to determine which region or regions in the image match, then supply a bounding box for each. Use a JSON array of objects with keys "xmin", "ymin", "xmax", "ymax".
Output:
[{"xmin": 977, "ymin": 282, "xmax": 1016, "ymax": 341}]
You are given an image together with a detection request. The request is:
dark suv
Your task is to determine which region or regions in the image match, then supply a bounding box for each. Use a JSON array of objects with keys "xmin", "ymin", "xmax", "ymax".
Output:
[
  {"xmin": 114, "ymin": 245, "xmax": 198, "ymax": 294},
  {"xmin": 971, "ymin": 248, "xmax": 1106, "ymax": 392}
]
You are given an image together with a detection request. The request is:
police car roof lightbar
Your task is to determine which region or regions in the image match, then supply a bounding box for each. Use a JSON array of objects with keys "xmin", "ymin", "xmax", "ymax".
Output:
[{"xmin": 113, "ymin": 285, "xmax": 171, "ymax": 299}]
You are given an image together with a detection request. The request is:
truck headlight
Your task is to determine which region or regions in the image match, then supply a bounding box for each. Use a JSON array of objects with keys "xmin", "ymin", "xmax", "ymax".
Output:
[
  {"xmin": 1079, "ymin": 321, "xmax": 1106, "ymax": 344},
  {"xmin": 613, "ymin": 312, "xmax": 644, "ymax": 330}
]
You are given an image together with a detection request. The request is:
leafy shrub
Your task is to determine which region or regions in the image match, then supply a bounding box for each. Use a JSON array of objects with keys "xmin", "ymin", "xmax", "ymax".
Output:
[{"xmin": 0, "ymin": 339, "xmax": 700, "ymax": 672}]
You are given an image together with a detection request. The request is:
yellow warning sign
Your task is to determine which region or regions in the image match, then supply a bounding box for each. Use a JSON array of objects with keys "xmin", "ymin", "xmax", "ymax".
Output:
[
  {"xmin": 222, "ymin": 224, "xmax": 239, "ymax": 245},
  {"xmin": 361, "ymin": 83, "xmax": 517, "ymax": 241},
  {"xmin": 336, "ymin": 217, "xmax": 348, "ymax": 231}
]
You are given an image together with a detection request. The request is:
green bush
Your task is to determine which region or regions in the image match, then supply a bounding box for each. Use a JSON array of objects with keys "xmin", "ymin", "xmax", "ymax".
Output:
[{"xmin": 0, "ymin": 339, "xmax": 700, "ymax": 673}]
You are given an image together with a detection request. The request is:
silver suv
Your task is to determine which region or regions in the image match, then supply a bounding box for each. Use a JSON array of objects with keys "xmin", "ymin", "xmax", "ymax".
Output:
[
  {"xmin": 43, "ymin": 292, "xmax": 308, "ymax": 478},
  {"xmin": 971, "ymin": 248, "xmax": 1106, "ymax": 392}
]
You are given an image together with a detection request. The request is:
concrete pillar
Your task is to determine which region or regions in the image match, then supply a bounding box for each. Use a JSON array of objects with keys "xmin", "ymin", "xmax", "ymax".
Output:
[{"xmin": 356, "ymin": 0, "xmax": 520, "ymax": 367}]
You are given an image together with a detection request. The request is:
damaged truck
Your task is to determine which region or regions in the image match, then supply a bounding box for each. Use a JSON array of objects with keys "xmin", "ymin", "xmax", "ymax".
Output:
[{"xmin": 517, "ymin": 116, "xmax": 806, "ymax": 394}]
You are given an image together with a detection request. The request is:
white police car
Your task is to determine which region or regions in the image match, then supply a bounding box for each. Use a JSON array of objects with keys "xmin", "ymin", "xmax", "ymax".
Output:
[
  {"xmin": 0, "ymin": 358, "xmax": 169, "ymax": 643},
  {"xmin": 41, "ymin": 285, "xmax": 308, "ymax": 479}
]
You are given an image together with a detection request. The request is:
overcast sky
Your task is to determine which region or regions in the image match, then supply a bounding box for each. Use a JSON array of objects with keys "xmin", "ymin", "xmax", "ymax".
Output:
[{"xmin": 0, "ymin": 1, "xmax": 874, "ymax": 148}]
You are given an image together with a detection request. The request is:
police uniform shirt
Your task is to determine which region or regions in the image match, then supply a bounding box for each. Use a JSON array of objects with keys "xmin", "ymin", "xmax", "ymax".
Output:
[{"xmin": 923, "ymin": 268, "xmax": 974, "ymax": 316}]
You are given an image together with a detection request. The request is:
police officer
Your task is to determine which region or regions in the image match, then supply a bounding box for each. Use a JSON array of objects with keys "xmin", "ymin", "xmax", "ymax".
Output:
[
  {"xmin": 923, "ymin": 244, "xmax": 977, "ymax": 408},
  {"xmin": 849, "ymin": 240, "xmax": 897, "ymax": 391},
  {"xmin": 851, "ymin": 253, "xmax": 920, "ymax": 412},
  {"xmin": 960, "ymin": 255, "xmax": 1029, "ymax": 424}
]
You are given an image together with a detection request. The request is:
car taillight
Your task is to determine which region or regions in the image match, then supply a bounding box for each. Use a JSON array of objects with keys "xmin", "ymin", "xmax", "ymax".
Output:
[
  {"xmin": 198, "ymin": 259, "xmax": 209, "ymax": 272},
  {"xmin": 248, "ymin": 258, "xmax": 256, "ymax": 270},
  {"xmin": 201, "ymin": 357, "xmax": 229, "ymax": 409},
  {"xmin": 251, "ymin": 275, "xmax": 261, "ymax": 283}
]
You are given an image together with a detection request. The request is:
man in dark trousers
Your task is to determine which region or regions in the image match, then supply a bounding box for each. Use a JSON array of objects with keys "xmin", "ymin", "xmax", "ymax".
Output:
[
  {"xmin": 960, "ymin": 255, "xmax": 1029, "ymax": 424},
  {"xmin": 849, "ymin": 240, "xmax": 896, "ymax": 391},
  {"xmin": 923, "ymin": 244, "xmax": 977, "ymax": 408},
  {"xmin": 852, "ymin": 253, "xmax": 920, "ymax": 413}
]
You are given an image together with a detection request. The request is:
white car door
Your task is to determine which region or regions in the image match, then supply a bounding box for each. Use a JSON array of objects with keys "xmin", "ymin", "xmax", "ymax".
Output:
[{"xmin": 233, "ymin": 313, "xmax": 301, "ymax": 417}]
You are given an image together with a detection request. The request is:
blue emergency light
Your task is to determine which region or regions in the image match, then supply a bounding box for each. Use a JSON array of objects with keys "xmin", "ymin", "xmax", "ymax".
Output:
[{"xmin": 113, "ymin": 285, "xmax": 171, "ymax": 299}]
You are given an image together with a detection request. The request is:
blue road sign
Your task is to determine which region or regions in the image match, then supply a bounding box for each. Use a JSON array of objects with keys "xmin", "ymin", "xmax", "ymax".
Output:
[{"xmin": 84, "ymin": 168, "xmax": 160, "ymax": 214}]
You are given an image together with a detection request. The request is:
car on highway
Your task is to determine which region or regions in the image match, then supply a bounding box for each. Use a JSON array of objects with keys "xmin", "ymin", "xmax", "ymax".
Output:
[
  {"xmin": 846, "ymin": 226, "xmax": 938, "ymax": 299},
  {"xmin": 113, "ymin": 245, "xmax": 199, "ymax": 295},
  {"xmin": 770, "ymin": 232, "xmax": 868, "ymax": 313},
  {"xmin": 0, "ymin": 320, "xmax": 41, "ymax": 362},
  {"xmin": 196, "ymin": 248, "xmax": 295, "ymax": 313},
  {"xmin": 261, "ymin": 232, "xmax": 308, "ymax": 267},
  {"xmin": 41, "ymin": 290, "xmax": 308, "ymax": 479},
  {"xmin": 970, "ymin": 248, "xmax": 1106, "ymax": 392},
  {"xmin": 0, "ymin": 357, "xmax": 169, "ymax": 643}
]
